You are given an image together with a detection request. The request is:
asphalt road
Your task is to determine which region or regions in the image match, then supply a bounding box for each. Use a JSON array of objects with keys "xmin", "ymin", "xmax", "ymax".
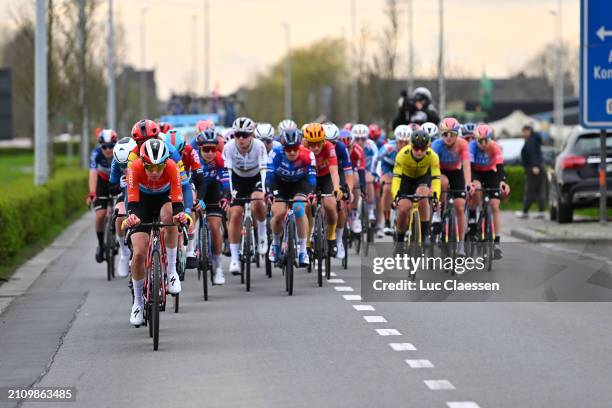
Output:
[{"xmin": 1, "ymin": 213, "xmax": 612, "ymax": 408}]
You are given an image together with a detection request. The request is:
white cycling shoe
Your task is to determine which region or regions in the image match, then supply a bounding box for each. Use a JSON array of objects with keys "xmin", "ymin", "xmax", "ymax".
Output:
[
  {"xmin": 352, "ymin": 218, "xmax": 362, "ymax": 234},
  {"xmin": 130, "ymin": 303, "xmax": 144, "ymax": 326},
  {"xmin": 376, "ymin": 228, "xmax": 385, "ymax": 239},
  {"xmin": 258, "ymin": 238, "xmax": 268, "ymax": 255},
  {"xmin": 213, "ymin": 267, "xmax": 226, "ymax": 285},
  {"xmin": 117, "ymin": 254, "xmax": 130, "ymax": 278},
  {"xmin": 336, "ymin": 242, "xmax": 346, "ymax": 259},
  {"xmin": 167, "ymin": 271, "xmax": 182, "ymax": 294},
  {"xmin": 229, "ymin": 260, "xmax": 241, "ymax": 276}
]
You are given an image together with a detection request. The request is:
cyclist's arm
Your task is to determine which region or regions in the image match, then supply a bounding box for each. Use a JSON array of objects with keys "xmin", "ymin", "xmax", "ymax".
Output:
[
  {"xmin": 460, "ymin": 140, "xmax": 471, "ymax": 185},
  {"xmin": 126, "ymin": 163, "xmax": 144, "ymax": 219},
  {"xmin": 88, "ymin": 169, "xmax": 98, "ymax": 196},
  {"xmin": 391, "ymin": 153, "xmax": 405, "ymax": 199},
  {"xmin": 258, "ymin": 142, "xmax": 268, "ymax": 189},
  {"xmin": 330, "ymin": 165, "xmax": 340, "ymax": 192},
  {"xmin": 357, "ymin": 169, "xmax": 366, "ymax": 192},
  {"xmin": 307, "ymin": 151, "xmax": 317, "ymax": 191},
  {"xmin": 265, "ymin": 149, "xmax": 277, "ymax": 192},
  {"xmin": 168, "ymin": 161, "xmax": 185, "ymax": 215},
  {"xmin": 430, "ymin": 154, "xmax": 441, "ymax": 200}
]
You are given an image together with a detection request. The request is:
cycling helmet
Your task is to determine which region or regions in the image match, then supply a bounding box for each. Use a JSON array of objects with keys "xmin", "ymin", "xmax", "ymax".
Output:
[
  {"xmin": 113, "ymin": 137, "xmax": 137, "ymax": 164},
  {"xmin": 277, "ymin": 119, "xmax": 298, "ymax": 135},
  {"xmin": 394, "ymin": 125, "xmax": 412, "ymax": 142},
  {"xmin": 368, "ymin": 123, "xmax": 382, "ymax": 140},
  {"xmin": 413, "ymin": 87, "xmax": 432, "ymax": 104},
  {"xmin": 323, "ymin": 123, "xmax": 340, "ymax": 142},
  {"xmin": 223, "ymin": 128, "xmax": 235, "ymax": 142},
  {"xmin": 131, "ymin": 119, "xmax": 159, "ymax": 142},
  {"xmin": 140, "ymin": 138, "xmax": 170, "ymax": 165},
  {"xmin": 474, "ymin": 123, "xmax": 494, "ymax": 141},
  {"xmin": 339, "ymin": 129, "xmax": 353, "ymax": 146},
  {"xmin": 98, "ymin": 129, "xmax": 118, "ymax": 144},
  {"xmin": 196, "ymin": 119, "xmax": 214, "ymax": 132},
  {"xmin": 255, "ymin": 123, "xmax": 275, "ymax": 141},
  {"xmin": 351, "ymin": 123, "xmax": 369, "ymax": 140},
  {"xmin": 303, "ymin": 123, "xmax": 325, "ymax": 143},
  {"xmin": 163, "ymin": 129, "xmax": 186, "ymax": 153},
  {"xmin": 439, "ymin": 117, "xmax": 461, "ymax": 135},
  {"xmin": 410, "ymin": 130, "xmax": 430, "ymax": 149},
  {"xmin": 232, "ymin": 117, "xmax": 255, "ymax": 134},
  {"xmin": 421, "ymin": 122, "xmax": 439, "ymax": 139},
  {"xmin": 301, "ymin": 123, "xmax": 310, "ymax": 133},
  {"xmin": 196, "ymin": 128, "xmax": 218, "ymax": 146},
  {"xmin": 280, "ymin": 128, "xmax": 303, "ymax": 148},
  {"xmin": 159, "ymin": 121, "xmax": 173, "ymax": 134},
  {"xmin": 461, "ymin": 122, "xmax": 477, "ymax": 138},
  {"xmin": 408, "ymin": 123, "xmax": 421, "ymax": 133}
]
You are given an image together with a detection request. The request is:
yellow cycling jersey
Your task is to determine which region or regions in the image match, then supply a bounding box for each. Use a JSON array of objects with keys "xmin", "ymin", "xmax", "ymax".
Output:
[{"xmin": 391, "ymin": 145, "xmax": 441, "ymax": 200}]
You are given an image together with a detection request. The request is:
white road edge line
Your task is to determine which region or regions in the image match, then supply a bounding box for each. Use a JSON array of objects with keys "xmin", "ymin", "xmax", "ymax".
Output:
[
  {"xmin": 327, "ymin": 278, "xmax": 346, "ymax": 283},
  {"xmin": 376, "ymin": 328, "xmax": 401, "ymax": 336},
  {"xmin": 406, "ymin": 359, "xmax": 434, "ymax": 368},
  {"xmin": 342, "ymin": 294, "xmax": 362, "ymax": 301},
  {"xmin": 334, "ymin": 286, "xmax": 354, "ymax": 292},
  {"xmin": 389, "ymin": 343, "xmax": 417, "ymax": 351},
  {"xmin": 353, "ymin": 305, "xmax": 375, "ymax": 311},
  {"xmin": 424, "ymin": 380, "xmax": 455, "ymax": 390},
  {"xmin": 363, "ymin": 315, "xmax": 387, "ymax": 323},
  {"xmin": 446, "ymin": 402, "xmax": 481, "ymax": 408}
]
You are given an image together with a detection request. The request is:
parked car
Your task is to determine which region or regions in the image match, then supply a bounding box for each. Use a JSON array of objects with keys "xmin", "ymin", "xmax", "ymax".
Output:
[
  {"xmin": 497, "ymin": 137, "xmax": 556, "ymax": 166},
  {"xmin": 548, "ymin": 127, "xmax": 612, "ymax": 223}
]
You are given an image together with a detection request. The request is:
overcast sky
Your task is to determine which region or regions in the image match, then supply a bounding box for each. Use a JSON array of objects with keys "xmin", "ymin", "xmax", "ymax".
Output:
[{"xmin": 1, "ymin": 0, "xmax": 580, "ymax": 99}]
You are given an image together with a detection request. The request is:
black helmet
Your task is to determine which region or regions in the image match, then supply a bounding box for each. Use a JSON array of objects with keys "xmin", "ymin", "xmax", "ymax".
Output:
[
  {"xmin": 280, "ymin": 128, "xmax": 303, "ymax": 148},
  {"xmin": 410, "ymin": 130, "xmax": 430, "ymax": 149}
]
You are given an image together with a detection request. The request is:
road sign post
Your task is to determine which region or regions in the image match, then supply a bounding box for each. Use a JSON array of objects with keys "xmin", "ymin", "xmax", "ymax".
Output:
[{"xmin": 581, "ymin": 0, "xmax": 610, "ymax": 224}]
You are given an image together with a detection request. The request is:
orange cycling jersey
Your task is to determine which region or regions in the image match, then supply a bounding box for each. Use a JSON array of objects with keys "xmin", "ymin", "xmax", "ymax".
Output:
[{"xmin": 127, "ymin": 158, "xmax": 183, "ymax": 204}]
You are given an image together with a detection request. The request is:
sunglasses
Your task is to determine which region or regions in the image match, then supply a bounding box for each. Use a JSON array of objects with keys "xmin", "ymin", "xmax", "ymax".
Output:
[
  {"xmin": 284, "ymin": 145, "xmax": 300, "ymax": 153},
  {"xmin": 201, "ymin": 146, "xmax": 216, "ymax": 153},
  {"xmin": 144, "ymin": 163, "xmax": 166, "ymax": 172},
  {"xmin": 305, "ymin": 141, "xmax": 323, "ymax": 148},
  {"xmin": 477, "ymin": 138, "xmax": 489, "ymax": 145},
  {"xmin": 442, "ymin": 132, "xmax": 457, "ymax": 138},
  {"xmin": 412, "ymin": 146, "xmax": 427, "ymax": 153},
  {"xmin": 101, "ymin": 143, "xmax": 115, "ymax": 150},
  {"xmin": 235, "ymin": 132, "xmax": 252, "ymax": 139}
]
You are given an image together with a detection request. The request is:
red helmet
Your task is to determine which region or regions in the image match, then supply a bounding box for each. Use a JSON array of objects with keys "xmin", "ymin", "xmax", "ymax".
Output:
[
  {"xmin": 159, "ymin": 121, "xmax": 173, "ymax": 134},
  {"xmin": 368, "ymin": 124, "xmax": 382, "ymax": 140},
  {"xmin": 98, "ymin": 129, "xmax": 118, "ymax": 144},
  {"xmin": 131, "ymin": 119, "xmax": 159, "ymax": 142},
  {"xmin": 196, "ymin": 120, "xmax": 214, "ymax": 132}
]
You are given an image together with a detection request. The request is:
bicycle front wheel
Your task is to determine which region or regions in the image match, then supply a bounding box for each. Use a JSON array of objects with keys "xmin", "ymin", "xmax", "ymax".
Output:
[
  {"xmin": 244, "ymin": 218, "xmax": 252, "ymax": 292},
  {"xmin": 314, "ymin": 210, "xmax": 324, "ymax": 287},
  {"xmin": 285, "ymin": 219, "xmax": 295, "ymax": 295},
  {"xmin": 151, "ymin": 250, "xmax": 161, "ymax": 351},
  {"xmin": 199, "ymin": 221, "xmax": 209, "ymax": 301},
  {"xmin": 105, "ymin": 216, "xmax": 115, "ymax": 281}
]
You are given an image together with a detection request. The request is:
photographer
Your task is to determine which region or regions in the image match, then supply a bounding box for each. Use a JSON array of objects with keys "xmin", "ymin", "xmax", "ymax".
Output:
[{"xmin": 392, "ymin": 87, "xmax": 440, "ymax": 128}]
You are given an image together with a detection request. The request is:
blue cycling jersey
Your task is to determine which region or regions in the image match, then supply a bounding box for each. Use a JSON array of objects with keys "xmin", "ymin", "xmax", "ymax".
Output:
[
  {"xmin": 89, "ymin": 147, "xmax": 112, "ymax": 180},
  {"xmin": 266, "ymin": 145, "xmax": 316, "ymax": 188},
  {"xmin": 378, "ymin": 140, "xmax": 398, "ymax": 174},
  {"xmin": 334, "ymin": 140, "xmax": 353, "ymax": 175},
  {"xmin": 362, "ymin": 139, "xmax": 378, "ymax": 172}
]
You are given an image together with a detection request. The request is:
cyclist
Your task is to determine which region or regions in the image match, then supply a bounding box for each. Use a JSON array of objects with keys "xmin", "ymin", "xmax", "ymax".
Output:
[
  {"xmin": 163, "ymin": 130, "xmax": 207, "ymax": 271},
  {"xmin": 431, "ymin": 117, "xmax": 471, "ymax": 257},
  {"xmin": 467, "ymin": 123, "xmax": 510, "ymax": 259},
  {"xmin": 323, "ymin": 123, "xmax": 353, "ymax": 259},
  {"xmin": 159, "ymin": 121, "xmax": 173, "ymax": 134},
  {"xmin": 221, "ymin": 117, "xmax": 268, "ymax": 275},
  {"xmin": 86, "ymin": 129, "xmax": 118, "ymax": 263},
  {"xmin": 193, "ymin": 128, "xmax": 230, "ymax": 284},
  {"xmin": 108, "ymin": 137, "xmax": 137, "ymax": 277},
  {"xmin": 422, "ymin": 122, "xmax": 440, "ymax": 142},
  {"xmin": 121, "ymin": 139, "xmax": 190, "ymax": 326},
  {"xmin": 460, "ymin": 122, "xmax": 476, "ymax": 144},
  {"xmin": 339, "ymin": 129, "xmax": 367, "ymax": 235},
  {"xmin": 377, "ymin": 125, "xmax": 412, "ymax": 238},
  {"xmin": 352, "ymin": 124, "xmax": 378, "ymax": 227},
  {"xmin": 303, "ymin": 123, "xmax": 342, "ymax": 257},
  {"xmin": 391, "ymin": 129, "xmax": 441, "ymax": 247},
  {"xmin": 369, "ymin": 123, "xmax": 386, "ymax": 149},
  {"xmin": 256, "ymin": 122, "xmax": 282, "ymax": 153},
  {"xmin": 266, "ymin": 128, "xmax": 316, "ymax": 266},
  {"xmin": 277, "ymin": 119, "xmax": 298, "ymax": 136}
]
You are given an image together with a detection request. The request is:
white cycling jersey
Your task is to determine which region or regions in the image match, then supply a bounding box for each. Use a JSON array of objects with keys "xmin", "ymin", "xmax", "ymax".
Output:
[{"xmin": 222, "ymin": 138, "xmax": 268, "ymax": 178}]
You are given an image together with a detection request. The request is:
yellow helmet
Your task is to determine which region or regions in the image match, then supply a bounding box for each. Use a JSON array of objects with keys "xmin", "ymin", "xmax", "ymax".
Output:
[
  {"xmin": 301, "ymin": 123, "xmax": 309, "ymax": 132},
  {"xmin": 303, "ymin": 123, "xmax": 325, "ymax": 143}
]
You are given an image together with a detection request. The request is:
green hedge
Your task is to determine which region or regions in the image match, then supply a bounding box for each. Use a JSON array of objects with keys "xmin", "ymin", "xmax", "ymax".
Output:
[
  {"xmin": 0, "ymin": 169, "xmax": 88, "ymax": 265},
  {"xmin": 505, "ymin": 165, "xmax": 525, "ymax": 203}
]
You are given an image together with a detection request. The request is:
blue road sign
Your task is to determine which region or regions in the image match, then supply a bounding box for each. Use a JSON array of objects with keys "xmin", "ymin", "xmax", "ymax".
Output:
[{"xmin": 581, "ymin": 0, "xmax": 612, "ymax": 128}]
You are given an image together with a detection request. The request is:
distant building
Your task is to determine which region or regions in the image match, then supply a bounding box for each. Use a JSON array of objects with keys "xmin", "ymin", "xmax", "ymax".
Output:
[{"xmin": 116, "ymin": 66, "xmax": 158, "ymax": 135}]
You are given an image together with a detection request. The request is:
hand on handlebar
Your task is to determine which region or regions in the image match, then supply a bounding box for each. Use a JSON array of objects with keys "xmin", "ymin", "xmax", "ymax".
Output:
[
  {"xmin": 306, "ymin": 193, "xmax": 317, "ymax": 205},
  {"xmin": 85, "ymin": 192, "xmax": 96, "ymax": 207},
  {"xmin": 173, "ymin": 212, "xmax": 192, "ymax": 226},
  {"xmin": 333, "ymin": 189, "xmax": 344, "ymax": 201},
  {"xmin": 500, "ymin": 181, "xmax": 510, "ymax": 196},
  {"xmin": 121, "ymin": 214, "xmax": 140, "ymax": 230}
]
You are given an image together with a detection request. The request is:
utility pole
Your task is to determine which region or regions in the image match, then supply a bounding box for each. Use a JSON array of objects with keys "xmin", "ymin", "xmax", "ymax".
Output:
[
  {"xmin": 107, "ymin": 0, "xmax": 116, "ymax": 130},
  {"xmin": 553, "ymin": 0, "xmax": 564, "ymax": 145},
  {"xmin": 204, "ymin": 0, "xmax": 210, "ymax": 97},
  {"xmin": 350, "ymin": 0, "xmax": 358, "ymax": 122},
  {"xmin": 281, "ymin": 23, "xmax": 292, "ymax": 119},
  {"xmin": 140, "ymin": 7, "xmax": 148, "ymax": 119},
  {"xmin": 406, "ymin": 0, "xmax": 414, "ymax": 93},
  {"xmin": 79, "ymin": 0, "xmax": 89, "ymax": 169},
  {"xmin": 192, "ymin": 14, "xmax": 197, "ymax": 93},
  {"xmin": 35, "ymin": 0, "xmax": 48, "ymax": 185},
  {"xmin": 437, "ymin": 0, "xmax": 445, "ymax": 116}
]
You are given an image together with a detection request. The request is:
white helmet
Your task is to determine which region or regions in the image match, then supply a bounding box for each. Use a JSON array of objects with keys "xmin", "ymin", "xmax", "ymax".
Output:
[
  {"xmin": 394, "ymin": 125, "xmax": 412, "ymax": 142},
  {"xmin": 351, "ymin": 123, "xmax": 369, "ymax": 139},
  {"xmin": 232, "ymin": 117, "xmax": 255, "ymax": 134},
  {"xmin": 223, "ymin": 128, "xmax": 235, "ymax": 142},
  {"xmin": 413, "ymin": 87, "xmax": 432, "ymax": 104},
  {"xmin": 421, "ymin": 122, "xmax": 439, "ymax": 139},
  {"xmin": 141, "ymin": 138, "xmax": 169, "ymax": 165},
  {"xmin": 255, "ymin": 123, "xmax": 275, "ymax": 141},
  {"xmin": 323, "ymin": 123, "xmax": 340, "ymax": 142},
  {"xmin": 113, "ymin": 137, "xmax": 137, "ymax": 165},
  {"xmin": 277, "ymin": 119, "xmax": 297, "ymax": 135}
]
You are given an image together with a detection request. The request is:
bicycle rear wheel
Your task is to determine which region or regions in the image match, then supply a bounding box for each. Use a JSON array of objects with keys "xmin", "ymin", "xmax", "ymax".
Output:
[
  {"xmin": 151, "ymin": 250, "xmax": 161, "ymax": 351},
  {"xmin": 199, "ymin": 221, "xmax": 209, "ymax": 301},
  {"xmin": 244, "ymin": 218, "xmax": 252, "ymax": 292},
  {"xmin": 342, "ymin": 228, "xmax": 348, "ymax": 270},
  {"xmin": 314, "ymin": 210, "xmax": 324, "ymax": 287},
  {"xmin": 285, "ymin": 219, "xmax": 295, "ymax": 296},
  {"xmin": 265, "ymin": 218, "xmax": 272, "ymax": 278},
  {"xmin": 105, "ymin": 215, "xmax": 115, "ymax": 281},
  {"xmin": 408, "ymin": 211, "xmax": 421, "ymax": 281},
  {"xmin": 484, "ymin": 208, "xmax": 494, "ymax": 272}
]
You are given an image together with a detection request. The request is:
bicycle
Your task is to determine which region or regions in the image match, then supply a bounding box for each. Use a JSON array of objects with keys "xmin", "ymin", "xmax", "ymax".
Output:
[
  {"xmin": 394, "ymin": 194, "xmax": 434, "ymax": 281},
  {"xmin": 233, "ymin": 197, "xmax": 264, "ymax": 292},
  {"xmin": 92, "ymin": 196, "xmax": 119, "ymax": 281},
  {"xmin": 310, "ymin": 192, "xmax": 333, "ymax": 287},
  {"xmin": 436, "ymin": 189, "xmax": 465, "ymax": 274},
  {"xmin": 265, "ymin": 204, "xmax": 273, "ymax": 279},
  {"xmin": 126, "ymin": 218, "xmax": 188, "ymax": 351},
  {"xmin": 272, "ymin": 198, "xmax": 304, "ymax": 296},
  {"xmin": 361, "ymin": 180, "xmax": 377, "ymax": 257},
  {"xmin": 195, "ymin": 207, "xmax": 213, "ymax": 301},
  {"xmin": 466, "ymin": 188, "xmax": 499, "ymax": 272}
]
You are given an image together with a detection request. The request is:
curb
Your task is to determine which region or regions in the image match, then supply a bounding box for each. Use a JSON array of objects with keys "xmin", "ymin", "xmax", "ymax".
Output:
[
  {"xmin": 0, "ymin": 212, "xmax": 93, "ymax": 316},
  {"xmin": 510, "ymin": 228, "xmax": 612, "ymax": 243}
]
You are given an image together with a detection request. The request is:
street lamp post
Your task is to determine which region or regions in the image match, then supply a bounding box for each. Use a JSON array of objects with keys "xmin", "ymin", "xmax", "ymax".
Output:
[
  {"xmin": 551, "ymin": 0, "xmax": 564, "ymax": 145},
  {"xmin": 406, "ymin": 0, "xmax": 414, "ymax": 94},
  {"xmin": 140, "ymin": 7, "xmax": 148, "ymax": 119},
  {"xmin": 281, "ymin": 23, "xmax": 292, "ymax": 119},
  {"xmin": 204, "ymin": 0, "xmax": 210, "ymax": 97},
  {"xmin": 35, "ymin": 0, "xmax": 48, "ymax": 185},
  {"xmin": 437, "ymin": 0, "xmax": 445, "ymax": 116},
  {"xmin": 107, "ymin": 0, "xmax": 116, "ymax": 130},
  {"xmin": 350, "ymin": 0, "xmax": 358, "ymax": 122}
]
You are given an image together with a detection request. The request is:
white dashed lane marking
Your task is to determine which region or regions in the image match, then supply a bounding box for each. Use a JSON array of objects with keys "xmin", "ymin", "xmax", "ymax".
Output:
[
  {"xmin": 353, "ymin": 305, "xmax": 375, "ymax": 311},
  {"xmin": 424, "ymin": 380, "xmax": 455, "ymax": 390},
  {"xmin": 389, "ymin": 342, "xmax": 417, "ymax": 351},
  {"xmin": 376, "ymin": 328, "xmax": 401, "ymax": 336},
  {"xmin": 447, "ymin": 402, "xmax": 481, "ymax": 408},
  {"xmin": 334, "ymin": 286, "xmax": 354, "ymax": 292},
  {"xmin": 363, "ymin": 315, "xmax": 387, "ymax": 323},
  {"xmin": 327, "ymin": 278, "xmax": 345, "ymax": 283},
  {"xmin": 329, "ymin": 272, "xmax": 337, "ymax": 277},
  {"xmin": 406, "ymin": 359, "xmax": 434, "ymax": 368},
  {"xmin": 342, "ymin": 294, "xmax": 361, "ymax": 300}
]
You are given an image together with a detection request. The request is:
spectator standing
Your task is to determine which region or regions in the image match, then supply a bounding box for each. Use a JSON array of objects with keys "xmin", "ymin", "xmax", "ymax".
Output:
[
  {"xmin": 392, "ymin": 87, "xmax": 440, "ymax": 128},
  {"xmin": 517, "ymin": 124, "xmax": 545, "ymax": 219}
]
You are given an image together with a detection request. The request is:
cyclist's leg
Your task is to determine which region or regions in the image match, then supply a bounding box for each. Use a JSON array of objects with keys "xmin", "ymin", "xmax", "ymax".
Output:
[
  {"xmin": 365, "ymin": 172, "xmax": 376, "ymax": 223},
  {"xmin": 186, "ymin": 184, "xmax": 199, "ymax": 263},
  {"xmin": 350, "ymin": 185, "xmax": 362, "ymax": 233},
  {"xmin": 93, "ymin": 179, "xmax": 109, "ymax": 262},
  {"xmin": 251, "ymin": 186, "xmax": 267, "ymax": 254},
  {"xmin": 446, "ymin": 170, "xmax": 467, "ymax": 250},
  {"xmin": 129, "ymin": 231, "xmax": 149, "ymax": 324},
  {"xmin": 115, "ymin": 200, "xmax": 131, "ymax": 277},
  {"xmin": 395, "ymin": 176, "xmax": 417, "ymax": 241},
  {"xmin": 294, "ymin": 195, "xmax": 309, "ymax": 263},
  {"xmin": 416, "ymin": 184, "xmax": 432, "ymax": 243},
  {"xmin": 208, "ymin": 214, "xmax": 224, "ymax": 283},
  {"xmin": 160, "ymin": 201, "xmax": 181, "ymax": 293},
  {"xmin": 380, "ymin": 173, "xmax": 393, "ymax": 233}
]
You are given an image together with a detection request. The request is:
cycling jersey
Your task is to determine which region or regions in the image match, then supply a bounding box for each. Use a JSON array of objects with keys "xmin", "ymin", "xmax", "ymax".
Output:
[
  {"xmin": 469, "ymin": 140, "xmax": 503, "ymax": 172},
  {"xmin": 109, "ymin": 158, "xmax": 128, "ymax": 189},
  {"xmin": 311, "ymin": 141, "xmax": 338, "ymax": 177},
  {"xmin": 362, "ymin": 138, "xmax": 378, "ymax": 172},
  {"xmin": 127, "ymin": 158, "xmax": 183, "ymax": 212},
  {"xmin": 181, "ymin": 144, "xmax": 202, "ymax": 176},
  {"xmin": 349, "ymin": 143, "xmax": 366, "ymax": 171},
  {"xmin": 334, "ymin": 140, "xmax": 353, "ymax": 175},
  {"xmin": 222, "ymin": 139, "xmax": 268, "ymax": 178},
  {"xmin": 392, "ymin": 145, "xmax": 441, "ymax": 199},
  {"xmin": 266, "ymin": 145, "xmax": 316, "ymax": 188},
  {"xmin": 431, "ymin": 138, "xmax": 469, "ymax": 171},
  {"xmin": 197, "ymin": 150, "xmax": 230, "ymax": 190},
  {"xmin": 378, "ymin": 140, "xmax": 398, "ymax": 174},
  {"xmin": 89, "ymin": 147, "xmax": 112, "ymax": 181}
]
